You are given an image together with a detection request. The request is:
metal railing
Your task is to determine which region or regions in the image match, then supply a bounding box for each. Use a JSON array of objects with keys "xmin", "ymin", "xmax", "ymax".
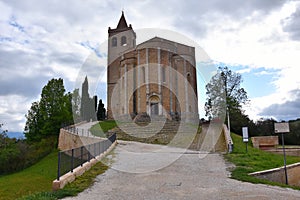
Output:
[
  {"xmin": 63, "ymin": 125, "xmax": 94, "ymax": 137},
  {"xmin": 57, "ymin": 133, "xmax": 116, "ymax": 180}
]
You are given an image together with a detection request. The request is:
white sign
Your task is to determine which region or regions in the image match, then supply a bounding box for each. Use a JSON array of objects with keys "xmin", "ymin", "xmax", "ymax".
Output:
[
  {"xmin": 274, "ymin": 122, "xmax": 290, "ymax": 133},
  {"xmin": 242, "ymin": 127, "xmax": 249, "ymax": 142}
]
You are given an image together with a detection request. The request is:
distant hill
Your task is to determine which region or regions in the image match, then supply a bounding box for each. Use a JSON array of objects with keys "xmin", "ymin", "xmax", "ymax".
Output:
[{"xmin": 7, "ymin": 132, "xmax": 24, "ymax": 139}]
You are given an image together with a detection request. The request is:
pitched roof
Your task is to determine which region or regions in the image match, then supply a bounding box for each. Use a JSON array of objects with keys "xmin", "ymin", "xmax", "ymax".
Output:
[
  {"xmin": 108, "ymin": 11, "xmax": 133, "ymax": 37},
  {"xmin": 116, "ymin": 11, "xmax": 128, "ymax": 29}
]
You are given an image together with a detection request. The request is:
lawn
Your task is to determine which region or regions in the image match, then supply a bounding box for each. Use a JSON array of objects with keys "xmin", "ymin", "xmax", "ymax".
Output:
[
  {"xmin": 0, "ymin": 151, "xmax": 58, "ymax": 200},
  {"xmin": 0, "ymin": 120, "xmax": 117, "ymax": 200},
  {"xmin": 90, "ymin": 120, "xmax": 117, "ymax": 137},
  {"xmin": 225, "ymin": 133, "xmax": 300, "ymax": 188}
]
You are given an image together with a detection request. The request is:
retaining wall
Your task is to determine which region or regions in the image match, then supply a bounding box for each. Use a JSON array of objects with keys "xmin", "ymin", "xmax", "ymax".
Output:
[
  {"xmin": 52, "ymin": 140, "xmax": 117, "ymax": 190},
  {"xmin": 249, "ymin": 162, "xmax": 300, "ymax": 187},
  {"xmin": 251, "ymin": 136, "xmax": 278, "ymax": 149},
  {"xmin": 58, "ymin": 128, "xmax": 102, "ymax": 151}
]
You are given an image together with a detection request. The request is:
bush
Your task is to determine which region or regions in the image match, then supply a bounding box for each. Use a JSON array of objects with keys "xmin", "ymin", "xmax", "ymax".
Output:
[{"xmin": 0, "ymin": 136, "xmax": 57, "ymax": 175}]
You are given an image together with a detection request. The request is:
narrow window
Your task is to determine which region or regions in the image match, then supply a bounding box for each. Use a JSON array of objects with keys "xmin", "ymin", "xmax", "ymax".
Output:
[
  {"xmin": 121, "ymin": 36, "xmax": 127, "ymax": 46},
  {"xmin": 162, "ymin": 67, "xmax": 166, "ymax": 82},
  {"xmin": 112, "ymin": 37, "xmax": 117, "ymax": 47},
  {"xmin": 142, "ymin": 67, "xmax": 145, "ymax": 83}
]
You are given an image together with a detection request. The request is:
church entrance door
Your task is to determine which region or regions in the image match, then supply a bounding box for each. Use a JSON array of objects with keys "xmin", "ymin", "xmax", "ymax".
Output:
[
  {"xmin": 149, "ymin": 95, "xmax": 160, "ymax": 116},
  {"xmin": 150, "ymin": 103, "xmax": 159, "ymax": 115}
]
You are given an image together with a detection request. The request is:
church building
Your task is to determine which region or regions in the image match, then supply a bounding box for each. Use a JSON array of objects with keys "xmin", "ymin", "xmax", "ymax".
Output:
[{"xmin": 107, "ymin": 12, "xmax": 199, "ymax": 122}]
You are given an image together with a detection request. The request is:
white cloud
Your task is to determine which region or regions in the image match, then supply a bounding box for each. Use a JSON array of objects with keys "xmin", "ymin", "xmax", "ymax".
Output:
[{"xmin": 1, "ymin": 0, "xmax": 300, "ymax": 132}]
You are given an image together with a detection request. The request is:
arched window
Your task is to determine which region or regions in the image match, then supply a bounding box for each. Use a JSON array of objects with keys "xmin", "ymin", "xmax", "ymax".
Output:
[
  {"xmin": 187, "ymin": 73, "xmax": 191, "ymax": 83},
  {"xmin": 121, "ymin": 36, "xmax": 127, "ymax": 46},
  {"xmin": 112, "ymin": 37, "xmax": 117, "ymax": 47}
]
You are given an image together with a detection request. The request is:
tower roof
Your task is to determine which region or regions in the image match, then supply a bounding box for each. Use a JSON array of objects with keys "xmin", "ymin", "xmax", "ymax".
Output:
[
  {"xmin": 116, "ymin": 11, "xmax": 128, "ymax": 29},
  {"xmin": 108, "ymin": 11, "xmax": 133, "ymax": 37}
]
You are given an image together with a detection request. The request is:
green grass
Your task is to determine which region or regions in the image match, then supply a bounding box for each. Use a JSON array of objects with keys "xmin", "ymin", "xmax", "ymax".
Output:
[
  {"xmin": 17, "ymin": 159, "xmax": 110, "ymax": 200},
  {"xmin": 225, "ymin": 133, "xmax": 300, "ymax": 189},
  {"xmin": 90, "ymin": 120, "xmax": 117, "ymax": 137},
  {"xmin": 0, "ymin": 151, "xmax": 58, "ymax": 200},
  {"xmin": 0, "ymin": 120, "xmax": 117, "ymax": 200}
]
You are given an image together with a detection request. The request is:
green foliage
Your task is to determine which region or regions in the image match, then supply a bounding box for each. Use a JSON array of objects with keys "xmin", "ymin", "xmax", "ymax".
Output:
[
  {"xmin": 25, "ymin": 78, "xmax": 73, "ymax": 142},
  {"xmin": 283, "ymin": 119, "xmax": 300, "ymax": 145},
  {"xmin": 90, "ymin": 120, "xmax": 117, "ymax": 137},
  {"xmin": 17, "ymin": 160, "xmax": 109, "ymax": 200},
  {"xmin": 205, "ymin": 66, "xmax": 248, "ymax": 119},
  {"xmin": 225, "ymin": 133, "xmax": 300, "ymax": 188},
  {"xmin": 96, "ymin": 99, "xmax": 106, "ymax": 120},
  {"xmin": 80, "ymin": 76, "xmax": 96, "ymax": 121},
  {"xmin": 71, "ymin": 88, "xmax": 81, "ymax": 123},
  {"xmin": 0, "ymin": 135, "xmax": 56, "ymax": 174},
  {"xmin": 1, "ymin": 123, "xmax": 55, "ymax": 174},
  {"xmin": 0, "ymin": 151, "xmax": 58, "ymax": 200}
]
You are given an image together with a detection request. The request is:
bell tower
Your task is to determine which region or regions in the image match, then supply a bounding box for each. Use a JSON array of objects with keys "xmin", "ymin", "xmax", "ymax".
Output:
[
  {"xmin": 108, "ymin": 11, "xmax": 136, "ymax": 65},
  {"xmin": 107, "ymin": 12, "xmax": 136, "ymax": 119}
]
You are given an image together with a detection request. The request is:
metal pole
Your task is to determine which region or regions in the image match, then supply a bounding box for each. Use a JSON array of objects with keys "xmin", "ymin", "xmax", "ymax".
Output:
[
  {"xmin": 57, "ymin": 151, "xmax": 61, "ymax": 180},
  {"xmin": 88, "ymin": 145, "xmax": 91, "ymax": 162},
  {"xmin": 71, "ymin": 149, "xmax": 74, "ymax": 173},
  {"xmin": 282, "ymin": 133, "xmax": 288, "ymax": 185},
  {"xmin": 81, "ymin": 146, "xmax": 83, "ymax": 167}
]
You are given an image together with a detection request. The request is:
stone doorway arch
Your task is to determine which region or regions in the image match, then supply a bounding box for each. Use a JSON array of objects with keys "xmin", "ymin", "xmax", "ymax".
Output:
[{"xmin": 149, "ymin": 95, "xmax": 160, "ymax": 116}]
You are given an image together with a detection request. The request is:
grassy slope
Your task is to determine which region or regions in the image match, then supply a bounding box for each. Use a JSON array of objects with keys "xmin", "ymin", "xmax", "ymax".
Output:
[
  {"xmin": 0, "ymin": 151, "xmax": 58, "ymax": 200},
  {"xmin": 0, "ymin": 121, "xmax": 116, "ymax": 200},
  {"xmin": 90, "ymin": 120, "xmax": 117, "ymax": 137},
  {"xmin": 225, "ymin": 133, "xmax": 300, "ymax": 188}
]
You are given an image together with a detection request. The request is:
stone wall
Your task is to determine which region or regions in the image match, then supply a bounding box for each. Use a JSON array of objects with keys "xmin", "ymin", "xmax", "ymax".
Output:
[
  {"xmin": 53, "ymin": 140, "xmax": 117, "ymax": 190},
  {"xmin": 58, "ymin": 129, "xmax": 102, "ymax": 151},
  {"xmin": 251, "ymin": 136, "xmax": 278, "ymax": 150},
  {"xmin": 249, "ymin": 162, "xmax": 300, "ymax": 187}
]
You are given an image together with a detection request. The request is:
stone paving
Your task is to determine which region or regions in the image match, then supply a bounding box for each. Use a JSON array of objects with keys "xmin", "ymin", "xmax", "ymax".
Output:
[{"xmin": 65, "ymin": 141, "xmax": 300, "ymax": 200}]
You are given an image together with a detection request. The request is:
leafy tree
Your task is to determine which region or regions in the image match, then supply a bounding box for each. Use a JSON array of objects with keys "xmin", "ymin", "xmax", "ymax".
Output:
[
  {"xmin": 0, "ymin": 123, "xmax": 8, "ymax": 148},
  {"xmin": 24, "ymin": 78, "xmax": 73, "ymax": 141},
  {"xmin": 71, "ymin": 88, "xmax": 81, "ymax": 123},
  {"xmin": 97, "ymin": 99, "xmax": 106, "ymax": 120},
  {"xmin": 205, "ymin": 66, "xmax": 249, "ymax": 131},
  {"xmin": 24, "ymin": 101, "xmax": 42, "ymax": 141},
  {"xmin": 80, "ymin": 76, "xmax": 96, "ymax": 121}
]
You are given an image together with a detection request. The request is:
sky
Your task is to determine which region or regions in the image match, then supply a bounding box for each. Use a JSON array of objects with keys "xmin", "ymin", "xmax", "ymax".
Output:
[{"xmin": 1, "ymin": 0, "xmax": 300, "ymax": 133}]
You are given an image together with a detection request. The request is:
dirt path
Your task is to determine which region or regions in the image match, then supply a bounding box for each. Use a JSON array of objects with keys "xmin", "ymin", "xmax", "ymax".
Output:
[{"xmin": 65, "ymin": 141, "xmax": 300, "ymax": 200}]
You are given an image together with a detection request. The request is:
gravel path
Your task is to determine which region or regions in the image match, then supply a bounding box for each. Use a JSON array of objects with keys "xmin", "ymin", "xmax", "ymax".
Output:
[{"xmin": 65, "ymin": 141, "xmax": 300, "ymax": 200}]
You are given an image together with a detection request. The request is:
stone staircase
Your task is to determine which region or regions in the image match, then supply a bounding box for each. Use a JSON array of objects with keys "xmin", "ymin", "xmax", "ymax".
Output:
[
  {"xmin": 108, "ymin": 115, "xmax": 227, "ymax": 152},
  {"xmin": 110, "ymin": 116, "xmax": 196, "ymax": 149}
]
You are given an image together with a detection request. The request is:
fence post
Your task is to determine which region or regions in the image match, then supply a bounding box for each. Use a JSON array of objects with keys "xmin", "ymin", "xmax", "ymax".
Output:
[
  {"xmin": 81, "ymin": 146, "xmax": 83, "ymax": 167},
  {"xmin": 88, "ymin": 144, "xmax": 91, "ymax": 162},
  {"xmin": 98, "ymin": 142, "xmax": 101, "ymax": 155},
  {"xmin": 57, "ymin": 151, "xmax": 61, "ymax": 181},
  {"xmin": 94, "ymin": 143, "xmax": 96, "ymax": 158},
  {"xmin": 71, "ymin": 149, "xmax": 74, "ymax": 173}
]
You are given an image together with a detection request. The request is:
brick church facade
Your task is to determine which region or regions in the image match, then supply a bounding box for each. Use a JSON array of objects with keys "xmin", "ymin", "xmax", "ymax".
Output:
[{"xmin": 107, "ymin": 12, "xmax": 199, "ymax": 122}]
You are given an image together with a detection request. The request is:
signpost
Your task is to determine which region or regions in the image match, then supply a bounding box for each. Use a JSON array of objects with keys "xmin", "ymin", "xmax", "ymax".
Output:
[
  {"xmin": 274, "ymin": 122, "xmax": 290, "ymax": 185},
  {"xmin": 242, "ymin": 127, "xmax": 249, "ymax": 153}
]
